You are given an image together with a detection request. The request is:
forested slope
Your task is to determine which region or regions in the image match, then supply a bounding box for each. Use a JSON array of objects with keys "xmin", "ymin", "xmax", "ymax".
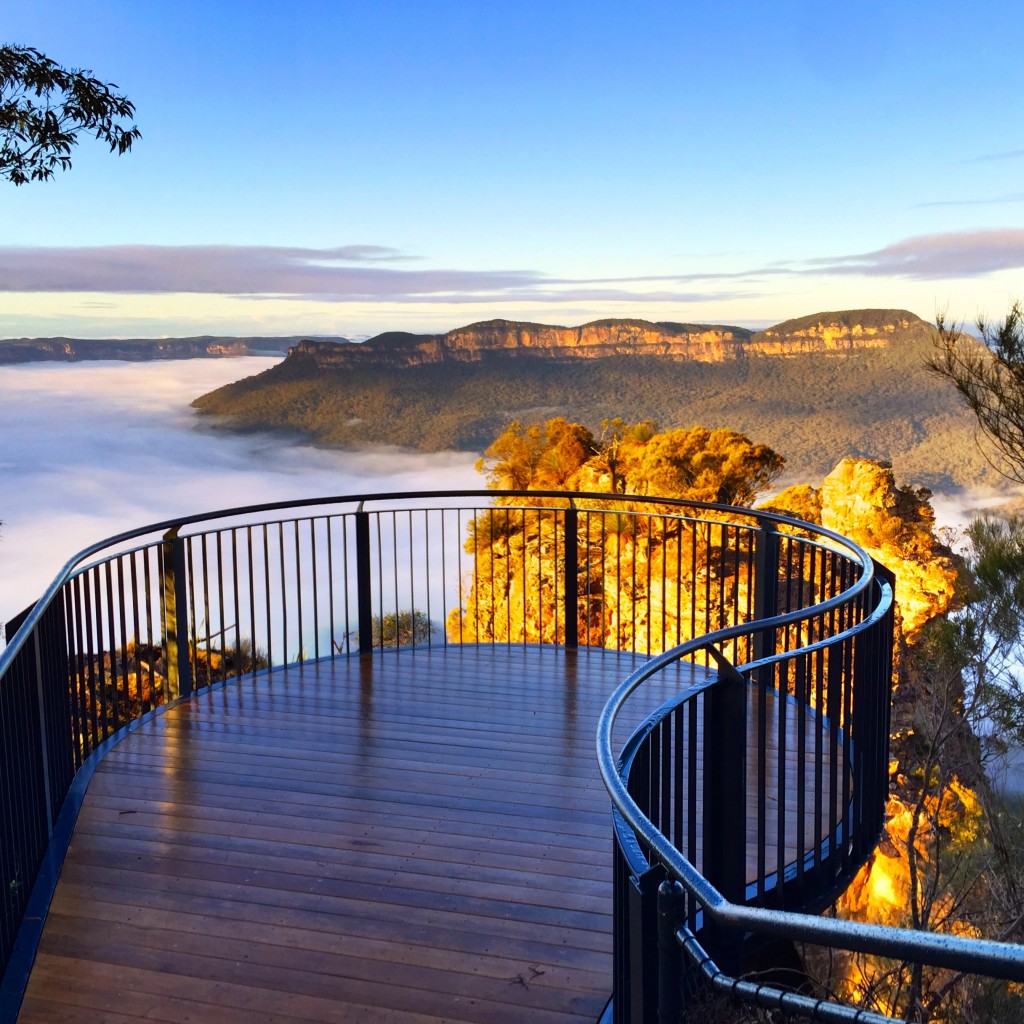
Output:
[{"xmin": 192, "ymin": 311, "xmax": 995, "ymax": 490}]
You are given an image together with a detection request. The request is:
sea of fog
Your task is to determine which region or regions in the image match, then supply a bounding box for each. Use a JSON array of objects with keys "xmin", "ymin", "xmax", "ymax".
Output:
[
  {"xmin": 1, "ymin": 357, "xmax": 1012, "ymax": 625},
  {"xmin": 0, "ymin": 358, "xmax": 480, "ymax": 622}
]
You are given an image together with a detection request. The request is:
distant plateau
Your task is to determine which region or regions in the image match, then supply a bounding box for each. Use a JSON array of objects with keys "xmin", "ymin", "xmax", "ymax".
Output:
[{"xmin": 3, "ymin": 310, "xmax": 1007, "ymax": 494}]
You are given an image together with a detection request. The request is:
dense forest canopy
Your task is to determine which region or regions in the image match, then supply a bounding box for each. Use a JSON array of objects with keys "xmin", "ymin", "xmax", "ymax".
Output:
[{"xmin": 477, "ymin": 417, "xmax": 785, "ymax": 506}]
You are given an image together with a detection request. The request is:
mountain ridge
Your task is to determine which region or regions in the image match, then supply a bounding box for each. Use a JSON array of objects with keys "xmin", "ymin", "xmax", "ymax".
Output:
[
  {"xmin": 283, "ymin": 308, "xmax": 926, "ymax": 370},
  {"xmin": 0, "ymin": 335, "xmax": 348, "ymax": 364},
  {"xmin": 190, "ymin": 308, "xmax": 1000, "ymax": 491}
]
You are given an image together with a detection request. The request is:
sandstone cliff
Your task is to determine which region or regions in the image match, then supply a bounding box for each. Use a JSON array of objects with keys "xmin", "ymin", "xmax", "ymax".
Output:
[
  {"xmin": 452, "ymin": 456, "xmax": 959, "ymax": 656},
  {"xmin": 285, "ymin": 309, "xmax": 930, "ymax": 371},
  {"xmin": 769, "ymin": 458, "xmax": 960, "ymax": 637},
  {"xmin": 769, "ymin": 465, "xmax": 1016, "ymax": 1015},
  {"xmin": 750, "ymin": 309, "xmax": 933, "ymax": 357}
]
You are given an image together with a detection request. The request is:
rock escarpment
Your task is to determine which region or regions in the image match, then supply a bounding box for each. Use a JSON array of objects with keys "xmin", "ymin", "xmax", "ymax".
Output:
[
  {"xmin": 288, "ymin": 319, "xmax": 754, "ymax": 369},
  {"xmin": 771, "ymin": 458, "xmax": 960, "ymax": 637},
  {"xmin": 452, "ymin": 457, "xmax": 959, "ymax": 656},
  {"xmin": 286, "ymin": 309, "xmax": 930, "ymax": 371},
  {"xmin": 772, "ymin": 464, "xmax": 1016, "ymax": 1014},
  {"xmin": 751, "ymin": 309, "xmax": 932, "ymax": 356},
  {"xmin": 193, "ymin": 306, "xmax": 999, "ymax": 491},
  {"xmin": 0, "ymin": 335, "xmax": 307, "ymax": 363}
]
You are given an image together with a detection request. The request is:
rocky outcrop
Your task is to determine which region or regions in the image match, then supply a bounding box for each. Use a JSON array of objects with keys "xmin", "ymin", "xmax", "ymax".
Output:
[
  {"xmin": 769, "ymin": 462, "xmax": 998, "ymax": 1014},
  {"xmin": 821, "ymin": 460, "xmax": 959, "ymax": 636},
  {"xmin": 286, "ymin": 310, "xmax": 931, "ymax": 371},
  {"xmin": 749, "ymin": 309, "xmax": 931, "ymax": 357},
  {"xmin": 290, "ymin": 319, "xmax": 755, "ymax": 369},
  {"xmin": 450, "ymin": 456, "xmax": 957, "ymax": 657}
]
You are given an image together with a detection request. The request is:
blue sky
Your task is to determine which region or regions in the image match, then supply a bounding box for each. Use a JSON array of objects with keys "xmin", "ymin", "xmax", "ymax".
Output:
[{"xmin": 4, "ymin": 0, "xmax": 1024, "ymax": 338}]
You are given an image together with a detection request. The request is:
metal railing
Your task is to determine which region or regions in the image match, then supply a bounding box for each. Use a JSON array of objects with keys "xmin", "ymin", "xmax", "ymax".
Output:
[
  {"xmin": 597, "ymin": 542, "xmax": 1024, "ymax": 1021},
  {"xmin": 0, "ymin": 489, "xmax": 897, "ymax": 1020}
]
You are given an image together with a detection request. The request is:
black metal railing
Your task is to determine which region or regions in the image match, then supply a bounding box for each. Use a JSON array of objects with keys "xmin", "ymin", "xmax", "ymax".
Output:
[
  {"xmin": 597, "ymin": 544, "xmax": 1024, "ymax": 1022},
  {"xmin": 0, "ymin": 490, "xmax": 853, "ymax": 991},
  {"xmin": 0, "ymin": 488, "xmax": 916, "ymax": 1022}
]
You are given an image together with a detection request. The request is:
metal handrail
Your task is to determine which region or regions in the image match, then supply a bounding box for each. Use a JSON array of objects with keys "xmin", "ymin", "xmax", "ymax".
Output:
[
  {"xmin": 597, "ymin": 574, "xmax": 1024, "ymax": 1023},
  {"xmin": 0, "ymin": 487, "xmax": 869, "ymax": 676}
]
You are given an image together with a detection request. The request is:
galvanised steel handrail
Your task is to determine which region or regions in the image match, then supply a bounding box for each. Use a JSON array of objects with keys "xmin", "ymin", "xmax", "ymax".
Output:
[
  {"xmin": 0, "ymin": 489, "xmax": 880, "ymax": 1019},
  {"xmin": 598, "ymin": 562, "xmax": 1024, "ymax": 1022}
]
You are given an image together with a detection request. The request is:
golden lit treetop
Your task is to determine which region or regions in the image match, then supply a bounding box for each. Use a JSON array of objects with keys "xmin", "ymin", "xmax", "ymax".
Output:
[{"xmin": 476, "ymin": 417, "xmax": 784, "ymax": 507}]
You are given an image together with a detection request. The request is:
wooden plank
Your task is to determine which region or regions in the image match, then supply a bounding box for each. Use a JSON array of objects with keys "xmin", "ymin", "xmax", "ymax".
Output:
[{"xmin": 17, "ymin": 644, "xmax": 841, "ymax": 1024}]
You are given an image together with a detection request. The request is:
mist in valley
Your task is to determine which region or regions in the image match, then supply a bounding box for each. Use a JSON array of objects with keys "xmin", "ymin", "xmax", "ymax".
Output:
[{"xmin": 0, "ymin": 359, "xmax": 479, "ymax": 620}]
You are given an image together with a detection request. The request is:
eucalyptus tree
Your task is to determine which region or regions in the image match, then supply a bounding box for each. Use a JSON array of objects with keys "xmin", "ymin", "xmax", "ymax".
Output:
[{"xmin": 1, "ymin": 44, "xmax": 140, "ymax": 185}]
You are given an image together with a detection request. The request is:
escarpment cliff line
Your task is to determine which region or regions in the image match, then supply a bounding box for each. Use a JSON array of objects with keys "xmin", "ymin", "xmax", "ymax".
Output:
[
  {"xmin": 0, "ymin": 335, "xmax": 323, "ymax": 364},
  {"xmin": 193, "ymin": 306, "xmax": 998, "ymax": 490},
  {"xmin": 286, "ymin": 309, "xmax": 930, "ymax": 371}
]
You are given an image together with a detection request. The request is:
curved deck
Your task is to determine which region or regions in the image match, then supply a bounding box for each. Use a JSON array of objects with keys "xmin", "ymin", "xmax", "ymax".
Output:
[{"xmin": 16, "ymin": 645, "xmax": 835, "ymax": 1024}]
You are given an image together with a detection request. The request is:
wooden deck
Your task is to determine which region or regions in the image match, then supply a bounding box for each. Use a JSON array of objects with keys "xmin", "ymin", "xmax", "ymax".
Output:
[{"xmin": 15, "ymin": 645, "xmax": 839, "ymax": 1024}]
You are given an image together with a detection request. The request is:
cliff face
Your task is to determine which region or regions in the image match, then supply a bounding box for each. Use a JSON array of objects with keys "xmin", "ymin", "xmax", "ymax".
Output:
[
  {"xmin": 789, "ymin": 458, "xmax": 960, "ymax": 637},
  {"xmin": 290, "ymin": 319, "xmax": 753, "ymax": 369},
  {"xmin": 749, "ymin": 309, "xmax": 931, "ymax": 357},
  {"xmin": 288, "ymin": 310, "xmax": 930, "ymax": 371},
  {"xmin": 771, "ymin": 463, "xmax": 1001, "ymax": 1015}
]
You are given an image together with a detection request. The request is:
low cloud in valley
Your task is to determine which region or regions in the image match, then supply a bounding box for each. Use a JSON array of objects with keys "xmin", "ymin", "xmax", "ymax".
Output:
[{"xmin": 0, "ymin": 360, "xmax": 480, "ymax": 620}]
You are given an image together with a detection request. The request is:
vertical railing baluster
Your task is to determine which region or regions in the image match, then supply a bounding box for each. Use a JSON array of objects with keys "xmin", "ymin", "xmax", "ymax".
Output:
[
  {"xmin": 200, "ymin": 533, "xmax": 211, "ymax": 685},
  {"xmin": 657, "ymin": 880, "xmax": 685, "ymax": 1024},
  {"xmin": 160, "ymin": 526, "xmax": 193, "ymax": 700},
  {"xmin": 753, "ymin": 521, "xmax": 779, "ymax": 669},
  {"xmin": 266, "ymin": 524, "xmax": 276, "ymax": 664},
  {"xmin": 564, "ymin": 500, "xmax": 578, "ymax": 650},
  {"xmin": 185, "ymin": 536, "xmax": 198, "ymax": 681},
  {"xmin": 31, "ymin": 631, "xmax": 53, "ymax": 838},
  {"xmin": 278, "ymin": 522, "xmax": 288, "ymax": 664},
  {"xmin": 104, "ymin": 561, "xmax": 119, "ymax": 735},
  {"xmin": 231, "ymin": 528, "xmax": 242, "ymax": 677},
  {"xmin": 246, "ymin": 525, "xmax": 257, "ymax": 673},
  {"xmin": 142, "ymin": 551, "xmax": 155, "ymax": 708},
  {"xmin": 215, "ymin": 530, "xmax": 226, "ymax": 682},
  {"xmin": 294, "ymin": 520, "xmax": 304, "ymax": 662},
  {"xmin": 326, "ymin": 518, "xmax": 337, "ymax": 658},
  {"xmin": 355, "ymin": 504, "xmax": 373, "ymax": 654},
  {"xmin": 703, "ymin": 659, "xmax": 747, "ymax": 973},
  {"xmin": 311, "ymin": 518, "xmax": 321, "ymax": 660}
]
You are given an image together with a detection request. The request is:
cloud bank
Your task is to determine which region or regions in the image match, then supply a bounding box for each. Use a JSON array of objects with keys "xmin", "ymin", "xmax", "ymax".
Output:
[
  {"xmin": 2, "ymin": 231, "xmax": 1022, "ymax": 314},
  {"xmin": 0, "ymin": 244, "xmax": 756, "ymax": 306},
  {"xmin": 803, "ymin": 229, "xmax": 1024, "ymax": 280}
]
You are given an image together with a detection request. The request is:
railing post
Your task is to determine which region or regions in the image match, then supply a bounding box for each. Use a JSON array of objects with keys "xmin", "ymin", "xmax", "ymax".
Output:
[
  {"xmin": 852, "ymin": 561, "xmax": 895, "ymax": 856},
  {"xmin": 564, "ymin": 500, "xmax": 579, "ymax": 649},
  {"xmin": 703, "ymin": 660, "xmax": 747, "ymax": 974},
  {"xmin": 657, "ymin": 879, "xmax": 685, "ymax": 1024},
  {"xmin": 753, "ymin": 521, "xmax": 779, "ymax": 667},
  {"xmin": 161, "ymin": 527, "xmax": 192, "ymax": 700},
  {"xmin": 627, "ymin": 863, "xmax": 665, "ymax": 1024},
  {"xmin": 355, "ymin": 504, "xmax": 374, "ymax": 654}
]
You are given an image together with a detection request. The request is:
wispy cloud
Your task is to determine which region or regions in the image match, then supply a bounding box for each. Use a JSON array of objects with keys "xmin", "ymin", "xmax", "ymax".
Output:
[
  {"xmin": 972, "ymin": 148, "xmax": 1024, "ymax": 162},
  {"xmin": 0, "ymin": 244, "xmax": 501, "ymax": 296},
  {"xmin": 801, "ymin": 229, "xmax": 1024, "ymax": 279},
  {"xmin": 916, "ymin": 193, "xmax": 1024, "ymax": 208},
  {"xmin": 4, "ymin": 232, "xmax": 1021, "ymax": 309},
  {"xmin": 0, "ymin": 244, "xmax": 754, "ymax": 304},
  {"xmin": 280, "ymin": 287, "xmax": 759, "ymax": 305}
]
